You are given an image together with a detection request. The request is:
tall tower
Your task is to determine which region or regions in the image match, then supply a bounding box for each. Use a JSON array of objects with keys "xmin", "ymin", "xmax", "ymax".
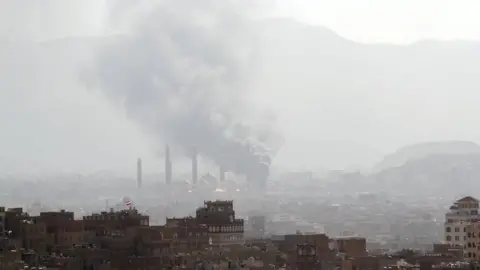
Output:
[
  {"xmin": 192, "ymin": 147, "xmax": 198, "ymax": 185},
  {"xmin": 165, "ymin": 144, "xmax": 172, "ymax": 185},
  {"xmin": 137, "ymin": 158, "xmax": 142, "ymax": 188},
  {"xmin": 219, "ymin": 166, "xmax": 226, "ymax": 182}
]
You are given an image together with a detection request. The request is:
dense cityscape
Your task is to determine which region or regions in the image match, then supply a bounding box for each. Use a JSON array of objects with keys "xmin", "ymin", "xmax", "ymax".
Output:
[
  {"xmin": 1, "ymin": 147, "xmax": 480, "ymax": 270},
  {"xmin": 0, "ymin": 193, "xmax": 478, "ymax": 269},
  {"xmin": 2, "ymin": 1, "xmax": 480, "ymax": 270}
]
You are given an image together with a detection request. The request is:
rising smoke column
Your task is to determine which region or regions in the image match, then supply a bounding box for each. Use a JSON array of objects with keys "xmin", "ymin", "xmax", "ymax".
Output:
[{"xmin": 86, "ymin": 0, "xmax": 279, "ymax": 182}]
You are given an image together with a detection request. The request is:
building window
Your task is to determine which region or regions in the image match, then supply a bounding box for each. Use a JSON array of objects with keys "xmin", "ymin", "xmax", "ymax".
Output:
[
  {"xmin": 468, "ymin": 233, "xmax": 472, "ymax": 238},
  {"xmin": 455, "ymin": 227, "xmax": 460, "ymax": 233},
  {"xmin": 446, "ymin": 227, "xmax": 451, "ymax": 233},
  {"xmin": 455, "ymin": 236, "xmax": 460, "ymax": 241},
  {"xmin": 446, "ymin": 235, "xmax": 452, "ymax": 241}
]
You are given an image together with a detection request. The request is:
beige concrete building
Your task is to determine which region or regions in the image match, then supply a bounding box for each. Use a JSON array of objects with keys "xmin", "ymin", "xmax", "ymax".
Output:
[
  {"xmin": 464, "ymin": 222, "xmax": 480, "ymax": 260},
  {"xmin": 444, "ymin": 196, "xmax": 480, "ymax": 246}
]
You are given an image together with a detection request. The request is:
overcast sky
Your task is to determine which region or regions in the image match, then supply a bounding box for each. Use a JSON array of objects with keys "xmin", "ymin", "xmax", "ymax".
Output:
[
  {"xmin": 275, "ymin": 0, "xmax": 480, "ymax": 44},
  {"xmin": 0, "ymin": 0, "xmax": 479, "ymax": 175},
  {"xmin": 1, "ymin": 0, "xmax": 479, "ymax": 43}
]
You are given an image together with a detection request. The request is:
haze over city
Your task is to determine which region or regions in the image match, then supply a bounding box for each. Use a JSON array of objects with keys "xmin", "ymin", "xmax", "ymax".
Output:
[
  {"xmin": 2, "ymin": 1, "xmax": 480, "ymax": 269},
  {"xmin": 1, "ymin": 0, "xmax": 480, "ymax": 174}
]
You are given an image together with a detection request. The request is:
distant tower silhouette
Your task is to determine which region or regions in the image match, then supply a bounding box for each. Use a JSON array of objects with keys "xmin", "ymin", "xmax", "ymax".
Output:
[
  {"xmin": 165, "ymin": 144, "xmax": 172, "ymax": 184},
  {"xmin": 192, "ymin": 147, "xmax": 198, "ymax": 185},
  {"xmin": 219, "ymin": 166, "xmax": 226, "ymax": 182},
  {"xmin": 137, "ymin": 158, "xmax": 142, "ymax": 188}
]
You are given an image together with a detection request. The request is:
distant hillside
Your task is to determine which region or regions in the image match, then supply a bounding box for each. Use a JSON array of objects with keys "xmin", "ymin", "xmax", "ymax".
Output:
[
  {"xmin": 372, "ymin": 152, "xmax": 480, "ymax": 196},
  {"xmin": 255, "ymin": 19, "xmax": 480, "ymax": 169},
  {"xmin": 372, "ymin": 141, "xmax": 480, "ymax": 172}
]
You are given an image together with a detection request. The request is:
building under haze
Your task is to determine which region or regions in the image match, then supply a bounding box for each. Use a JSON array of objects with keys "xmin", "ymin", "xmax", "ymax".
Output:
[
  {"xmin": 196, "ymin": 200, "xmax": 244, "ymax": 245},
  {"xmin": 444, "ymin": 196, "xmax": 480, "ymax": 247},
  {"xmin": 0, "ymin": 207, "xmax": 5, "ymax": 235},
  {"xmin": 192, "ymin": 147, "xmax": 198, "ymax": 185},
  {"xmin": 464, "ymin": 222, "xmax": 480, "ymax": 260},
  {"xmin": 137, "ymin": 158, "xmax": 142, "ymax": 188},
  {"xmin": 165, "ymin": 145, "xmax": 172, "ymax": 185}
]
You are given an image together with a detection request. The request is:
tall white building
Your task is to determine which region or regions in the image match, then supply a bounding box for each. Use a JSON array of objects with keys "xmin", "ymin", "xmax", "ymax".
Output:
[{"xmin": 444, "ymin": 196, "xmax": 480, "ymax": 246}]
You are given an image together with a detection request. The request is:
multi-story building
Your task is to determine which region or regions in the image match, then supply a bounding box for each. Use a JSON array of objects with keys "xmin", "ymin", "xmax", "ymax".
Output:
[
  {"xmin": 36, "ymin": 210, "xmax": 74, "ymax": 249},
  {"xmin": 19, "ymin": 220, "xmax": 46, "ymax": 253},
  {"xmin": 0, "ymin": 207, "xmax": 5, "ymax": 235},
  {"xmin": 195, "ymin": 200, "xmax": 244, "ymax": 245},
  {"xmin": 83, "ymin": 208, "xmax": 149, "ymax": 234},
  {"xmin": 0, "ymin": 200, "xmax": 301, "ymax": 269},
  {"xmin": 246, "ymin": 215, "xmax": 266, "ymax": 238},
  {"xmin": 464, "ymin": 222, "xmax": 480, "ymax": 260},
  {"xmin": 294, "ymin": 243, "xmax": 321, "ymax": 270},
  {"xmin": 330, "ymin": 236, "xmax": 367, "ymax": 258},
  {"xmin": 444, "ymin": 196, "xmax": 480, "ymax": 246}
]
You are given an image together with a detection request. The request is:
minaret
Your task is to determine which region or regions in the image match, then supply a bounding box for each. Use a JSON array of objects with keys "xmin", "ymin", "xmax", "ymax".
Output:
[
  {"xmin": 165, "ymin": 144, "xmax": 172, "ymax": 185},
  {"xmin": 192, "ymin": 147, "xmax": 198, "ymax": 185},
  {"xmin": 137, "ymin": 158, "xmax": 142, "ymax": 188},
  {"xmin": 219, "ymin": 166, "xmax": 226, "ymax": 182}
]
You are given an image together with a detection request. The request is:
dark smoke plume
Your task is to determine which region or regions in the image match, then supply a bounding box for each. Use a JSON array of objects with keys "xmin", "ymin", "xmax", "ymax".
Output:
[{"xmin": 86, "ymin": 0, "xmax": 280, "ymax": 180}]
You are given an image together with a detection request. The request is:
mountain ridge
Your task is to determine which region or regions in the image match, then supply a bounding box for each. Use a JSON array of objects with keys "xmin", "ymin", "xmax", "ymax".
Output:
[{"xmin": 373, "ymin": 141, "xmax": 480, "ymax": 172}]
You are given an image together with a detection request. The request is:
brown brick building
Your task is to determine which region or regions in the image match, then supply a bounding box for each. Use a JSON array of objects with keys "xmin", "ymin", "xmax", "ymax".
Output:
[
  {"xmin": 83, "ymin": 208, "xmax": 149, "ymax": 235},
  {"xmin": 0, "ymin": 201, "xmax": 280, "ymax": 269},
  {"xmin": 19, "ymin": 220, "xmax": 46, "ymax": 253},
  {"xmin": 195, "ymin": 200, "xmax": 245, "ymax": 245},
  {"xmin": 330, "ymin": 236, "xmax": 367, "ymax": 258}
]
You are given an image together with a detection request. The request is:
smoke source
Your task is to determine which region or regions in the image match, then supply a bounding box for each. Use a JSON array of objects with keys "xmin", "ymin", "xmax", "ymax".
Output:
[{"xmin": 86, "ymin": 0, "xmax": 280, "ymax": 182}]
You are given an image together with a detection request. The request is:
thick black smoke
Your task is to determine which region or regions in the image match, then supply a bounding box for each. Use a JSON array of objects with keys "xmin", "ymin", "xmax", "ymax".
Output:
[{"xmin": 86, "ymin": 0, "xmax": 280, "ymax": 181}]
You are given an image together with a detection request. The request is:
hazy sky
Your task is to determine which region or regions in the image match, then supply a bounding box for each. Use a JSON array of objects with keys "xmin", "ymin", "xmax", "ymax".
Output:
[
  {"xmin": 0, "ymin": 0, "xmax": 479, "ymax": 174},
  {"xmin": 1, "ymin": 0, "xmax": 479, "ymax": 43},
  {"xmin": 275, "ymin": 0, "xmax": 480, "ymax": 43}
]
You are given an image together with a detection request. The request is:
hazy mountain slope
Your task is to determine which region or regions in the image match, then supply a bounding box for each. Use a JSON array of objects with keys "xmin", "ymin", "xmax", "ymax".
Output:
[
  {"xmin": 371, "ymin": 153, "xmax": 480, "ymax": 196},
  {"xmin": 255, "ymin": 18, "xmax": 480, "ymax": 169},
  {"xmin": 373, "ymin": 141, "xmax": 480, "ymax": 171}
]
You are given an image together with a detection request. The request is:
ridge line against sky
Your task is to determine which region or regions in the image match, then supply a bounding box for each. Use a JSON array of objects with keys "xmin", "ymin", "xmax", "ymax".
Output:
[{"xmin": 0, "ymin": 0, "xmax": 479, "ymax": 44}]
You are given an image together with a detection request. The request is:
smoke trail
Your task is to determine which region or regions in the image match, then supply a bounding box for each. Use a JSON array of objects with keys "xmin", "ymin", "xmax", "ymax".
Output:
[{"xmin": 85, "ymin": 0, "xmax": 280, "ymax": 181}]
